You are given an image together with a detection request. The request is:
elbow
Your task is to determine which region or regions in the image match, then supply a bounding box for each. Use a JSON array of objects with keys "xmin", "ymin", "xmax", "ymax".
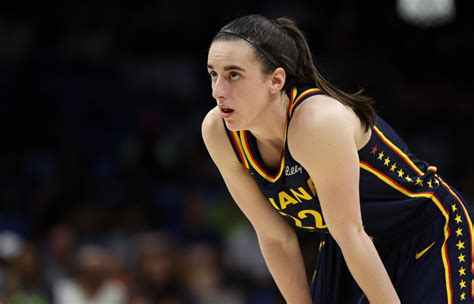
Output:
[
  {"xmin": 327, "ymin": 222, "xmax": 366, "ymax": 247},
  {"xmin": 256, "ymin": 226, "xmax": 297, "ymax": 248}
]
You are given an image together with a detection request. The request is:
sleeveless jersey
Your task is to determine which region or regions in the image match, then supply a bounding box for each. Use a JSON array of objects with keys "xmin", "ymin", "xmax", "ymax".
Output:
[{"xmin": 224, "ymin": 86, "xmax": 474, "ymax": 244}]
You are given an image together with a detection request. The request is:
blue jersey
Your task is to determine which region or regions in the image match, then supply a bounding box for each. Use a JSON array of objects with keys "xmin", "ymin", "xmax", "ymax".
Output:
[
  {"xmin": 224, "ymin": 86, "xmax": 473, "ymax": 242},
  {"xmin": 224, "ymin": 86, "xmax": 474, "ymax": 303}
]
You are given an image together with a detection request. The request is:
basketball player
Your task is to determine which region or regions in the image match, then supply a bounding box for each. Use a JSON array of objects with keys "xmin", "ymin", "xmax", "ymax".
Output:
[{"xmin": 201, "ymin": 14, "xmax": 474, "ymax": 303}]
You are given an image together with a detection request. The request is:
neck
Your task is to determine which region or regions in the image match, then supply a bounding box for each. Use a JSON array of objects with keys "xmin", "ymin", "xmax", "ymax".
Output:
[{"xmin": 250, "ymin": 92, "xmax": 290, "ymax": 150}]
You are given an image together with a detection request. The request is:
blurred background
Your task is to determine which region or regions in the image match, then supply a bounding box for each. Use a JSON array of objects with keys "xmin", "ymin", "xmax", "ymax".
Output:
[{"xmin": 0, "ymin": 0, "xmax": 473, "ymax": 303}]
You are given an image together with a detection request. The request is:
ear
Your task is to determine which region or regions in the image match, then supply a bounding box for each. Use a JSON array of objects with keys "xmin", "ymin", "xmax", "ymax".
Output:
[{"xmin": 269, "ymin": 67, "xmax": 286, "ymax": 94}]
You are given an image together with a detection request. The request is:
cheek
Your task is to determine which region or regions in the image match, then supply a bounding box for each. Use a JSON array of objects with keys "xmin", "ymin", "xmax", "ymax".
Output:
[
  {"xmin": 240, "ymin": 81, "xmax": 265, "ymax": 100},
  {"xmin": 244, "ymin": 97, "xmax": 267, "ymax": 118}
]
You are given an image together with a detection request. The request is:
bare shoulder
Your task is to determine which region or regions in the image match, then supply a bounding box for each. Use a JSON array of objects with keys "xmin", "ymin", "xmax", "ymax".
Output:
[
  {"xmin": 201, "ymin": 106, "xmax": 229, "ymax": 150},
  {"xmin": 201, "ymin": 106, "xmax": 222, "ymax": 139},
  {"xmin": 288, "ymin": 95, "xmax": 356, "ymax": 142},
  {"xmin": 201, "ymin": 106, "xmax": 240, "ymax": 169}
]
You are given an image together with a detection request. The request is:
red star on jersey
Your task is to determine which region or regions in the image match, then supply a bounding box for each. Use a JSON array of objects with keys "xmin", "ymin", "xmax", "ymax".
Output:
[{"xmin": 371, "ymin": 145, "xmax": 378, "ymax": 154}]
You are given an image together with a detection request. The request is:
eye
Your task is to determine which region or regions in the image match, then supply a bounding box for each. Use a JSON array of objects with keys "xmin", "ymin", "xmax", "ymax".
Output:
[
  {"xmin": 208, "ymin": 71, "xmax": 218, "ymax": 81},
  {"xmin": 229, "ymin": 71, "xmax": 240, "ymax": 80}
]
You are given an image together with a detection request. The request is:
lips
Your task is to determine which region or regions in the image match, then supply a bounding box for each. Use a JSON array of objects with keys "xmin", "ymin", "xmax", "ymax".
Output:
[
  {"xmin": 219, "ymin": 105, "xmax": 234, "ymax": 117},
  {"xmin": 219, "ymin": 104, "xmax": 234, "ymax": 112}
]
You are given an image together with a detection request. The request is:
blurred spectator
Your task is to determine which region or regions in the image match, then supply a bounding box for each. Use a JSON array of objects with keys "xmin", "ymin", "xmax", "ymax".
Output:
[
  {"xmin": 2, "ymin": 242, "xmax": 49, "ymax": 304},
  {"xmin": 0, "ymin": 231, "xmax": 24, "ymax": 302},
  {"xmin": 129, "ymin": 230, "xmax": 190, "ymax": 304},
  {"xmin": 180, "ymin": 241, "xmax": 245, "ymax": 304},
  {"xmin": 52, "ymin": 244, "xmax": 127, "ymax": 304},
  {"xmin": 40, "ymin": 223, "xmax": 76, "ymax": 289}
]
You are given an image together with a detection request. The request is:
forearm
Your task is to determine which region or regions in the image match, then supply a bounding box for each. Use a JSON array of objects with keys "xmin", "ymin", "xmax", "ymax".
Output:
[
  {"xmin": 257, "ymin": 232, "xmax": 312, "ymax": 304},
  {"xmin": 335, "ymin": 229, "xmax": 400, "ymax": 304}
]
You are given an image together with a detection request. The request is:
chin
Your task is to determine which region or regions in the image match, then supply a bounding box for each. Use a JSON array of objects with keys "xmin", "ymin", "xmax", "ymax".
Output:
[{"xmin": 224, "ymin": 120, "xmax": 245, "ymax": 132}]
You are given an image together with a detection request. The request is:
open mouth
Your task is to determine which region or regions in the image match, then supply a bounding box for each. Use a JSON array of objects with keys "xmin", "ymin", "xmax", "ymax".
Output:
[{"xmin": 219, "ymin": 105, "xmax": 234, "ymax": 114}]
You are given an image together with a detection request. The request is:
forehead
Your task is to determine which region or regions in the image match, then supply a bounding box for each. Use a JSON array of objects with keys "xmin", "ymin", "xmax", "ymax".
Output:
[{"xmin": 207, "ymin": 40, "xmax": 258, "ymax": 69}]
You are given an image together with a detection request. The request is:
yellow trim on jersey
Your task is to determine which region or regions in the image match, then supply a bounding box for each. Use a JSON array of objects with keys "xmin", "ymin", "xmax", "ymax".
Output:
[
  {"xmin": 289, "ymin": 88, "xmax": 321, "ymax": 116},
  {"xmin": 436, "ymin": 175, "xmax": 474, "ymax": 277},
  {"xmin": 360, "ymin": 162, "xmax": 452, "ymax": 303},
  {"xmin": 290, "ymin": 87, "xmax": 298, "ymax": 104},
  {"xmin": 239, "ymin": 129, "xmax": 286, "ymax": 183},
  {"xmin": 373, "ymin": 126, "xmax": 424, "ymax": 176},
  {"xmin": 360, "ymin": 162, "xmax": 443, "ymax": 210},
  {"xmin": 231, "ymin": 131, "xmax": 249, "ymax": 170},
  {"xmin": 234, "ymin": 87, "xmax": 299, "ymax": 183}
]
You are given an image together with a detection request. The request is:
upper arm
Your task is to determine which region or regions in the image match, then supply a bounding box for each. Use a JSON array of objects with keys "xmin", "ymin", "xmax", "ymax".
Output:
[
  {"xmin": 201, "ymin": 108, "xmax": 294, "ymax": 242},
  {"xmin": 287, "ymin": 97, "xmax": 363, "ymax": 237}
]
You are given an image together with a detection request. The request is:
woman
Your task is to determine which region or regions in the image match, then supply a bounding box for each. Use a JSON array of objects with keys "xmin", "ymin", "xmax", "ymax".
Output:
[{"xmin": 201, "ymin": 14, "xmax": 473, "ymax": 303}]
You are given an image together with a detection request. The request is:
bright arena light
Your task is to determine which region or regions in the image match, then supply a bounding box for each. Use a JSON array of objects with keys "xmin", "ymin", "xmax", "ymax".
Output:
[{"xmin": 397, "ymin": 0, "xmax": 456, "ymax": 27}]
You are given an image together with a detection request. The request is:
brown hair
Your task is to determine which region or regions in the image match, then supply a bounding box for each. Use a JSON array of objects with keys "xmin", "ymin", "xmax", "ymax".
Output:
[{"xmin": 213, "ymin": 14, "xmax": 376, "ymax": 130}]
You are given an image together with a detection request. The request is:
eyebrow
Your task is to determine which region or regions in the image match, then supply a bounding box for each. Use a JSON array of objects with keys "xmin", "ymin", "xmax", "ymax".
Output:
[{"xmin": 207, "ymin": 64, "xmax": 246, "ymax": 72}]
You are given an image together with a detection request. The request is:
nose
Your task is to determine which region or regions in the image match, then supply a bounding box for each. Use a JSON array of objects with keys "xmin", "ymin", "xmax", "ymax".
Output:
[{"xmin": 212, "ymin": 76, "xmax": 229, "ymax": 101}]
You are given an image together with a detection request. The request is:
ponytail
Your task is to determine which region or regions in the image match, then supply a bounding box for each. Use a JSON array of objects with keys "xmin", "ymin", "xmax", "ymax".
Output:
[{"xmin": 276, "ymin": 17, "xmax": 375, "ymax": 131}]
